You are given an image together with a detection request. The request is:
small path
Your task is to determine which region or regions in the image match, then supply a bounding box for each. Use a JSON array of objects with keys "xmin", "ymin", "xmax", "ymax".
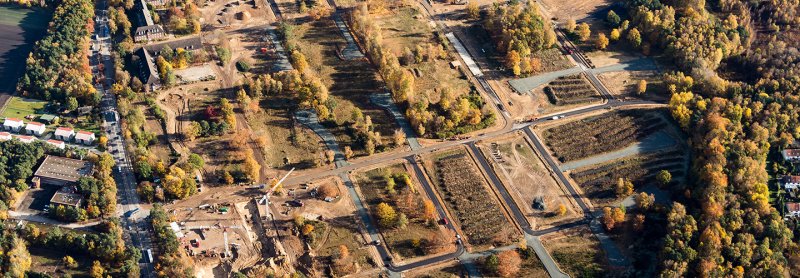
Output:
[
  {"xmin": 9, "ymin": 211, "xmax": 101, "ymax": 230},
  {"xmin": 332, "ymin": 14, "xmax": 364, "ymax": 60},
  {"xmin": 295, "ymin": 109, "xmax": 347, "ymax": 167},
  {"xmin": 508, "ymin": 66, "xmax": 582, "ymax": 94},
  {"xmin": 369, "ymin": 93, "xmax": 421, "ymax": 150},
  {"xmin": 265, "ymin": 25, "xmax": 293, "ymax": 72},
  {"xmin": 589, "ymin": 211, "xmax": 630, "ymax": 268},
  {"xmin": 559, "ymin": 130, "xmax": 677, "ymax": 171}
]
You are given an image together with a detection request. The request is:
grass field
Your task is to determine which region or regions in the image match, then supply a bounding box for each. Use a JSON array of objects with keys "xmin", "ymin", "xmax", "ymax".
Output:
[
  {"xmin": 246, "ymin": 95, "xmax": 325, "ymax": 169},
  {"xmin": 426, "ymin": 148, "xmax": 517, "ymax": 247},
  {"xmin": 355, "ymin": 163, "xmax": 451, "ymax": 260},
  {"xmin": 29, "ymin": 247, "xmax": 90, "ymax": 277},
  {"xmin": 543, "ymin": 227, "xmax": 607, "ymax": 278},
  {"xmin": 0, "ymin": 96, "xmax": 46, "ymax": 119},
  {"xmin": 0, "ymin": 6, "xmax": 50, "ymax": 94}
]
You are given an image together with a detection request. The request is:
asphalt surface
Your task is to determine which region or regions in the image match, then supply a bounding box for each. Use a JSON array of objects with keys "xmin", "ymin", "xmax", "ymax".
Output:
[{"xmin": 91, "ymin": 1, "xmax": 156, "ymax": 276}]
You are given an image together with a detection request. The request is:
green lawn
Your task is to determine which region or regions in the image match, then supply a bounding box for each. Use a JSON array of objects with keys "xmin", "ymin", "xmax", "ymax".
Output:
[{"xmin": 1, "ymin": 96, "xmax": 47, "ymax": 119}]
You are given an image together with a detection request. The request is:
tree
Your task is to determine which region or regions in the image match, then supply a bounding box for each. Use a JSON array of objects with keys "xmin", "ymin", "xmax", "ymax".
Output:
[
  {"xmin": 376, "ymin": 202, "xmax": 397, "ymax": 228},
  {"xmin": 496, "ymin": 250, "xmax": 522, "ymax": 277},
  {"xmin": 634, "ymin": 192, "xmax": 655, "ymax": 210},
  {"xmin": 467, "ymin": 2, "xmax": 480, "ymax": 19},
  {"xmin": 606, "ymin": 10, "xmax": 621, "ymax": 27},
  {"xmin": 343, "ymin": 146, "xmax": 353, "ymax": 160},
  {"xmin": 484, "ymin": 254, "xmax": 499, "ymax": 274},
  {"xmin": 610, "ymin": 28, "xmax": 621, "ymax": 41},
  {"xmin": 595, "ymin": 33, "xmax": 609, "ymax": 50},
  {"xmin": 627, "ymin": 27, "xmax": 642, "ymax": 48},
  {"xmin": 423, "ymin": 200, "xmax": 436, "ymax": 222},
  {"xmin": 7, "ymin": 237, "xmax": 31, "ymax": 278},
  {"xmin": 395, "ymin": 213, "xmax": 409, "ymax": 229},
  {"xmin": 637, "ymin": 79, "xmax": 647, "ymax": 95},
  {"xmin": 556, "ymin": 204, "xmax": 567, "ymax": 216},
  {"xmin": 325, "ymin": 150, "xmax": 335, "ymax": 164},
  {"xmin": 185, "ymin": 121, "xmax": 201, "ymax": 141},
  {"xmin": 223, "ymin": 170, "xmax": 234, "ymax": 185},
  {"xmin": 656, "ymin": 170, "xmax": 672, "ymax": 186},
  {"xmin": 565, "ymin": 19, "xmax": 577, "ymax": 32},
  {"xmin": 216, "ymin": 46, "xmax": 231, "ymax": 65},
  {"xmin": 63, "ymin": 256, "xmax": 78, "ymax": 269},
  {"xmin": 290, "ymin": 50, "xmax": 308, "ymax": 73},
  {"xmin": 615, "ymin": 178, "xmax": 634, "ymax": 197},
  {"xmin": 90, "ymin": 260, "xmax": 105, "ymax": 278},
  {"xmin": 67, "ymin": 97, "xmax": 79, "ymax": 111},
  {"xmin": 243, "ymin": 154, "xmax": 261, "ymax": 182},
  {"xmin": 632, "ymin": 214, "xmax": 645, "ymax": 231},
  {"xmin": 577, "ymin": 23, "xmax": 591, "ymax": 41},
  {"xmin": 602, "ymin": 206, "xmax": 625, "ymax": 230},
  {"xmin": 393, "ymin": 129, "xmax": 406, "ymax": 146},
  {"xmin": 187, "ymin": 153, "xmax": 204, "ymax": 170},
  {"xmin": 302, "ymin": 223, "xmax": 314, "ymax": 236},
  {"xmin": 98, "ymin": 136, "xmax": 108, "ymax": 150}
]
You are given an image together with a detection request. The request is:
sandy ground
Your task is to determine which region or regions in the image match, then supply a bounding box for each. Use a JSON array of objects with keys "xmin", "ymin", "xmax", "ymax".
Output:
[
  {"xmin": 541, "ymin": 225, "xmax": 607, "ymax": 277},
  {"xmin": 598, "ymin": 70, "xmax": 666, "ymax": 100},
  {"xmin": 539, "ymin": 0, "xmax": 613, "ymax": 23},
  {"xmin": 477, "ymin": 133, "xmax": 583, "ymax": 230}
]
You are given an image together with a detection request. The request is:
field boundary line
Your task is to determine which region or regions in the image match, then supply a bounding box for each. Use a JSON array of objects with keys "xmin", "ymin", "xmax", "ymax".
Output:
[{"xmin": 520, "ymin": 131, "xmax": 586, "ymax": 220}]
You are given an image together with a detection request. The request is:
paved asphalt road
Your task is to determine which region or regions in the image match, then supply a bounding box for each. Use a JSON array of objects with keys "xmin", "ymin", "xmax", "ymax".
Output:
[{"xmin": 91, "ymin": 1, "xmax": 157, "ymax": 275}]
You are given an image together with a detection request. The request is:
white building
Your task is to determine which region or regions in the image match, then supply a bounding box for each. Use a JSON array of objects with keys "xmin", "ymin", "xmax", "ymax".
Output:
[
  {"xmin": 75, "ymin": 131, "xmax": 96, "ymax": 145},
  {"xmin": 783, "ymin": 149, "xmax": 800, "ymax": 161},
  {"xmin": 0, "ymin": 132, "xmax": 11, "ymax": 141},
  {"xmin": 25, "ymin": 122, "xmax": 46, "ymax": 136},
  {"xmin": 46, "ymin": 139, "xmax": 65, "ymax": 149},
  {"xmin": 3, "ymin": 118, "xmax": 24, "ymax": 132},
  {"xmin": 16, "ymin": 135, "xmax": 35, "ymax": 144},
  {"xmin": 54, "ymin": 127, "xmax": 75, "ymax": 141}
]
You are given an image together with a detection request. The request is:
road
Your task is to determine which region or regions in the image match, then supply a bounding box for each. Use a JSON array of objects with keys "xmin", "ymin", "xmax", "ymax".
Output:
[{"xmin": 91, "ymin": 0, "xmax": 156, "ymax": 276}]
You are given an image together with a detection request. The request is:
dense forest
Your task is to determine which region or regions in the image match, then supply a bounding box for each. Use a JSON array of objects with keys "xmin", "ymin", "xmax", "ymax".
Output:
[
  {"xmin": 17, "ymin": 0, "xmax": 96, "ymax": 107},
  {"xmin": 483, "ymin": 2, "xmax": 557, "ymax": 76},
  {"xmin": 616, "ymin": 0, "xmax": 800, "ymax": 276}
]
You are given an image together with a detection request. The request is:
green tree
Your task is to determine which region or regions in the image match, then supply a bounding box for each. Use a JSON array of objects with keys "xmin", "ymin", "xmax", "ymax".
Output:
[
  {"xmin": 187, "ymin": 153, "xmax": 204, "ymax": 170},
  {"xmin": 606, "ymin": 10, "xmax": 621, "ymax": 27},
  {"xmin": 656, "ymin": 170, "xmax": 672, "ymax": 186},
  {"xmin": 67, "ymin": 97, "xmax": 79, "ymax": 111},
  {"xmin": 627, "ymin": 27, "xmax": 642, "ymax": 48}
]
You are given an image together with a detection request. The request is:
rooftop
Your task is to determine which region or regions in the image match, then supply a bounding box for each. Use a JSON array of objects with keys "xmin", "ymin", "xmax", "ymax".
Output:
[
  {"xmin": 786, "ymin": 176, "xmax": 800, "ymax": 184},
  {"xmin": 50, "ymin": 186, "xmax": 83, "ymax": 207},
  {"xmin": 788, "ymin": 202, "xmax": 800, "ymax": 212},
  {"xmin": 33, "ymin": 155, "xmax": 93, "ymax": 183},
  {"xmin": 785, "ymin": 149, "xmax": 800, "ymax": 157}
]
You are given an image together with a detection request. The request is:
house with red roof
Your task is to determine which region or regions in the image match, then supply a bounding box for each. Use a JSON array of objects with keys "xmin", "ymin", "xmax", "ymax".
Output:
[
  {"xmin": 25, "ymin": 122, "xmax": 46, "ymax": 136},
  {"xmin": 0, "ymin": 132, "xmax": 11, "ymax": 141},
  {"xmin": 783, "ymin": 149, "xmax": 800, "ymax": 161},
  {"xmin": 46, "ymin": 139, "xmax": 65, "ymax": 149},
  {"xmin": 3, "ymin": 118, "xmax": 24, "ymax": 132},
  {"xmin": 54, "ymin": 127, "xmax": 75, "ymax": 141},
  {"xmin": 15, "ymin": 135, "xmax": 35, "ymax": 144},
  {"xmin": 75, "ymin": 131, "xmax": 96, "ymax": 145}
]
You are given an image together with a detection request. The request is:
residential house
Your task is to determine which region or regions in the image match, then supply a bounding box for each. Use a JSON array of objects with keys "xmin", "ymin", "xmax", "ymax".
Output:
[
  {"xmin": 785, "ymin": 176, "xmax": 800, "ymax": 190},
  {"xmin": 25, "ymin": 122, "xmax": 46, "ymax": 136},
  {"xmin": 3, "ymin": 118, "xmax": 24, "ymax": 132},
  {"xmin": 46, "ymin": 139, "xmax": 65, "ymax": 149},
  {"xmin": 783, "ymin": 149, "xmax": 800, "ymax": 161},
  {"xmin": 75, "ymin": 131, "xmax": 96, "ymax": 145},
  {"xmin": 54, "ymin": 127, "xmax": 75, "ymax": 141},
  {"xmin": 787, "ymin": 202, "xmax": 800, "ymax": 217},
  {"xmin": 15, "ymin": 135, "xmax": 35, "ymax": 143},
  {"xmin": 0, "ymin": 132, "xmax": 11, "ymax": 141}
]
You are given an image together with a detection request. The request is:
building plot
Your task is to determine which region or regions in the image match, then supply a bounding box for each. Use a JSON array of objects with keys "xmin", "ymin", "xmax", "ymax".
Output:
[
  {"xmin": 476, "ymin": 133, "xmax": 582, "ymax": 230},
  {"xmin": 353, "ymin": 162, "xmax": 454, "ymax": 261},
  {"xmin": 541, "ymin": 226, "xmax": 608, "ymax": 278},
  {"xmin": 423, "ymin": 147, "xmax": 519, "ymax": 249}
]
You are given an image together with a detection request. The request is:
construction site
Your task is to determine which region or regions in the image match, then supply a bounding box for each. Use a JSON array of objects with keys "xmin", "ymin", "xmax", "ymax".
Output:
[{"xmin": 162, "ymin": 170, "xmax": 378, "ymax": 277}]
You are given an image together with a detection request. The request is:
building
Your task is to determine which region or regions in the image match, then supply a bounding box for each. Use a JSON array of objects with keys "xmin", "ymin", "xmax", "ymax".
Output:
[
  {"xmin": 25, "ymin": 122, "xmax": 46, "ymax": 136},
  {"xmin": 39, "ymin": 114, "xmax": 59, "ymax": 124},
  {"xmin": 54, "ymin": 127, "xmax": 75, "ymax": 141},
  {"xmin": 170, "ymin": 222, "xmax": 185, "ymax": 238},
  {"xmin": 787, "ymin": 202, "xmax": 800, "ymax": 217},
  {"xmin": 33, "ymin": 155, "xmax": 93, "ymax": 186},
  {"xmin": 785, "ymin": 176, "xmax": 800, "ymax": 190},
  {"xmin": 134, "ymin": 25, "xmax": 166, "ymax": 43},
  {"xmin": 137, "ymin": 36, "xmax": 203, "ymax": 91},
  {"xmin": 75, "ymin": 131, "xmax": 96, "ymax": 145},
  {"xmin": 0, "ymin": 132, "xmax": 11, "ymax": 141},
  {"xmin": 49, "ymin": 186, "xmax": 83, "ymax": 208},
  {"xmin": 783, "ymin": 149, "xmax": 800, "ymax": 161},
  {"xmin": 15, "ymin": 135, "xmax": 35, "ymax": 143},
  {"xmin": 133, "ymin": 0, "xmax": 165, "ymax": 43},
  {"xmin": 46, "ymin": 139, "xmax": 65, "ymax": 149},
  {"xmin": 3, "ymin": 118, "xmax": 24, "ymax": 132}
]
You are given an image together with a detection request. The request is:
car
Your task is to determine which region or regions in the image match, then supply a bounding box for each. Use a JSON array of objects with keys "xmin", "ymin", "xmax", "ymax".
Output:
[
  {"xmin": 372, "ymin": 240, "xmax": 381, "ymax": 245},
  {"xmin": 287, "ymin": 200, "xmax": 304, "ymax": 207},
  {"xmin": 441, "ymin": 218, "xmax": 449, "ymax": 225}
]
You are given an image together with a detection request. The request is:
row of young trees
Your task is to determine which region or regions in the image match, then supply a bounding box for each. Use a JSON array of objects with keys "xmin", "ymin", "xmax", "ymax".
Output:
[{"xmin": 17, "ymin": 0, "xmax": 96, "ymax": 106}]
